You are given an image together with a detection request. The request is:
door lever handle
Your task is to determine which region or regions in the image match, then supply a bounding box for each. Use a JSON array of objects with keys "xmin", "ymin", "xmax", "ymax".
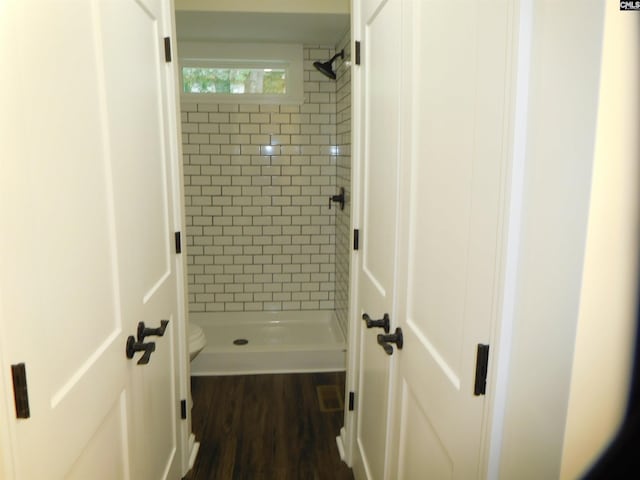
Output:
[
  {"xmin": 126, "ymin": 336, "xmax": 156, "ymax": 365},
  {"xmin": 377, "ymin": 327, "xmax": 403, "ymax": 356},
  {"xmin": 362, "ymin": 313, "xmax": 390, "ymax": 333},
  {"xmin": 137, "ymin": 319, "xmax": 169, "ymax": 342}
]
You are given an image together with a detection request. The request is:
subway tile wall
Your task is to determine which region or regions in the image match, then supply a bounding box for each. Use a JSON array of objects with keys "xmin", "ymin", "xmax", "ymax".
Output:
[
  {"xmin": 335, "ymin": 32, "xmax": 352, "ymax": 334},
  {"xmin": 181, "ymin": 45, "xmax": 347, "ymax": 314}
]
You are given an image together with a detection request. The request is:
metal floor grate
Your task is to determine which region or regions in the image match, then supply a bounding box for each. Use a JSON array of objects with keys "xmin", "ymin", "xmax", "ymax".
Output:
[{"xmin": 316, "ymin": 385, "xmax": 344, "ymax": 412}]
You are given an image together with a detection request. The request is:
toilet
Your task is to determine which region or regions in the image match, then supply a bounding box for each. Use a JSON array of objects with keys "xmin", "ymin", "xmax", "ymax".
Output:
[{"xmin": 188, "ymin": 323, "xmax": 206, "ymax": 361}]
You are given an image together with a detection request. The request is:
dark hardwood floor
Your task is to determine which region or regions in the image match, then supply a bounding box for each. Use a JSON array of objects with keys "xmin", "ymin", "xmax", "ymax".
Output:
[{"xmin": 184, "ymin": 372, "xmax": 354, "ymax": 480}]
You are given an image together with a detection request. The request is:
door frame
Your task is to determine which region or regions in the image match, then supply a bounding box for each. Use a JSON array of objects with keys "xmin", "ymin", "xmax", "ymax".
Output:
[
  {"xmin": 165, "ymin": 0, "xmax": 193, "ymax": 474},
  {"xmin": 339, "ymin": 0, "xmax": 364, "ymax": 469}
]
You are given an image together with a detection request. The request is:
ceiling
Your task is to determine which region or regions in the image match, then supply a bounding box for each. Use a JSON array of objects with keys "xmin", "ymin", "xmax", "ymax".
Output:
[{"xmin": 175, "ymin": 11, "xmax": 350, "ymax": 45}]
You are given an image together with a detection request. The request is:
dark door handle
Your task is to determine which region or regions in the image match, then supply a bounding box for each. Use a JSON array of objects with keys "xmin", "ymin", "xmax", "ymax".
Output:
[
  {"xmin": 377, "ymin": 327, "xmax": 403, "ymax": 356},
  {"xmin": 126, "ymin": 336, "xmax": 156, "ymax": 365},
  {"xmin": 362, "ymin": 313, "xmax": 390, "ymax": 333},
  {"xmin": 137, "ymin": 319, "xmax": 169, "ymax": 342}
]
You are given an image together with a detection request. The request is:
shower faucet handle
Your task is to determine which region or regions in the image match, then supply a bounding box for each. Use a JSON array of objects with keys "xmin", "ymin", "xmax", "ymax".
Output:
[
  {"xmin": 137, "ymin": 319, "xmax": 169, "ymax": 342},
  {"xmin": 362, "ymin": 313, "xmax": 390, "ymax": 333},
  {"xmin": 329, "ymin": 187, "xmax": 345, "ymax": 211}
]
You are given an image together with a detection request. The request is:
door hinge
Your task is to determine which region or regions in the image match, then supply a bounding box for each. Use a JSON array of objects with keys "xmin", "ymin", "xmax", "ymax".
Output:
[
  {"xmin": 164, "ymin": 37, "xmax": 172, "ymax": 63},
  {"xmin": 474, "ymin": 344, "xmax": 490, "ymax": 396},
  {"xmin": 11, "ymin": 363, "xmax": 30, "ymax": 419},
  {"xmin": 175, "ymin": 231, "xmax": 182, "ymax": 254},
  {"xmin": 180, "ymin": 399, "xmax": 187, "ymax": 419},
  {"xmin": 348, "ymin": 391, "xmax": 355, "ymax": 411},
  {"xmin": 353, "ymin": 229, "xmax": 360, "ymax": 251},
  {"xmin": 355, "ymin": 41, "xmax": 361, "ymax": 65}
]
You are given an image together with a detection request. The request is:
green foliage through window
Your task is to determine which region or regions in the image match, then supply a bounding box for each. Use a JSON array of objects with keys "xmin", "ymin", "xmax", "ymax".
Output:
[{"xmin": 182, "ymin": 67, "xmax": 287, "ymax": 95}]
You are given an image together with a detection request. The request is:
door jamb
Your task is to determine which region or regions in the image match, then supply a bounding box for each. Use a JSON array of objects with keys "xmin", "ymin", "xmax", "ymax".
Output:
[
  {"xmin": 341, "ymin": 0, "xmax": 364, "ymax": 468},
  {"xmin": 483, "ymin": 0, "xmax": 533, "ymax": 476}
]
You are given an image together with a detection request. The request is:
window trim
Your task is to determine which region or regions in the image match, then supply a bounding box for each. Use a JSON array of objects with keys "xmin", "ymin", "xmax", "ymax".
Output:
[{"xmin": 178, "ymin": 42, "xmax": 304, "ymax": 104}]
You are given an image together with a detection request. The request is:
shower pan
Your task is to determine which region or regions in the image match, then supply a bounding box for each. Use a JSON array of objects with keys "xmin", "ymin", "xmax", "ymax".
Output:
[{"xmin": 189, "ymin": 311, "xmax": 346, "ymax": 375}]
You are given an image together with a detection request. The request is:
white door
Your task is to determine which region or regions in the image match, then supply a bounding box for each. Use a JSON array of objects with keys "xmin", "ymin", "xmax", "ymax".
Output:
[
  {"xmin": 0, "ymin": 0, "xmax": 182, "ymax": 478},
  {"xmin": 387, "ymin": 0, "xmax": 512, "ymax": 477},
  {"xmin": 353, "ymin": 0, "xmax": 403, "ymax": 478},
  {"xmin": 353, "ymin": 0, "xmax": 513, "ymax": 478}
]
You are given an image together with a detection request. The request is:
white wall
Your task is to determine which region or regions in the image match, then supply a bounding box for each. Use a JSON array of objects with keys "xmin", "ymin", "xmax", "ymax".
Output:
[
  {"xmin": 498, "ymin": 1, "xmax": 606, "ymax": 478},
  {"xmin": 560, "ymin": 2, "xmax": 640, "ymax": 478}
]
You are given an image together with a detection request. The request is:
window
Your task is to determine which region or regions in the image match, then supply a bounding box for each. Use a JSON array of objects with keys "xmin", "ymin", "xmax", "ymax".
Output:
[
  {"xmin": 178, "ymin": 43, "xmax": 303, "ymax": 104},
  {"xmin": 182, "ymin": 67, "xmax": 287, "ymax": 94}
]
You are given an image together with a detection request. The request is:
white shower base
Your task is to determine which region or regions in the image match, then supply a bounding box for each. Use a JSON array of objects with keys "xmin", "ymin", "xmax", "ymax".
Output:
[{"xmin": 189, "ymin": 310, "xmax": 346, "ymax": 376}]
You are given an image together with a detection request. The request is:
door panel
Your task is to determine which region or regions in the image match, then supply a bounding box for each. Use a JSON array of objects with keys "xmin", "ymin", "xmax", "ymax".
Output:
[
  {"xmin": 67, "ymin": 393, "xmax": 130, "ymax": 480},
  {"xmin": 361, "ymin": 0, "xmax": 399, "ymax": 296},
  {"xmin": 0, "ymin": 2, "xmax": 133, "ymax": 478},
  {"xmin": 397, "ymin": 380, "xmax": 452, "ymax": 480},
  {"xmin": 355, "ymin": 0, "xmax": 401, "ymax": 478},
  {"xmin": 388, "ymin": 0, "xmax": 511, "ymax": 478},
  {"xmin": 0, "ymin": 0, "xmax": 181, "ymax": 478},
  {"xmin": 100, "ymin": 0, "xmax": 172, "ymax": 294},
  {"xmin": 99, "ymin": 0, "xmax": 180, "ymax": 478}
]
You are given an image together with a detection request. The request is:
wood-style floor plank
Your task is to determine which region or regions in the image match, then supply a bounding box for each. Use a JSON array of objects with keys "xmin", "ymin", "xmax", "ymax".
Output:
[{"xmin": 184, "ymin": 372, "xmax": 354, "ymax": 480}]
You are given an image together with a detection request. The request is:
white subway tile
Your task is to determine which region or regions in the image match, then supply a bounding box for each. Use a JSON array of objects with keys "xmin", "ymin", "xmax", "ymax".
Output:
[
  {"xmin": 261, "ymin": 145, "xmax": 280, "ymax": 155},
  {"xmin": 189, "ymin": 133, "xmax": 209, "ymax": 144},
  {"xmin": 239, "ymin": 104, "xmax": 260, "ymax": 112},
  {"xmin": 263, "ymin": 264, "xmax": 282, "ymax": 274},
  {"xmin": 270, "ymin": 113, "xmax": 290, "ymax": 124},
  {"xmin": 199, "ymin": 123, "xmax": 220, "ymax": 134},
  {"xmin": 218, "ymin": 104, "xmax": 239, "ymax": 113},
  {"xmin": 241, "ymin": 123, "xmax": 261, "ymax": 134},
  {"xmin": 200, "ymin": 145, "xmax": 221, "ymax": 154},
  {"xmin": 281, "ymin": 124, "xmax": 300, "ymax": 135},
  {"xmin": 263, "ymin": 283, "xmax": 282, "ymax": 293},
  {"xmin": 300, "ymin": 104, "xmax": 320, "ymax": 114},
  {"xmin": 220, "ymin": 124, "xmax": 240, "ymax": 134},
  {"xmin": 254, "ymin": 292, "xmax": 273, "ymax": 302},
  {"xmin": 273, "ymin": 292, "xmax": 291, "ymax": 301},
  {"xmin": 260, "ymin": 124, "xmax": 280, "ymax": 135},
  {"xmin": 280, "ymin": 105, "xmax": 300, "ymax": 113},
  {"xmin": 230, "ymin": 113, "xmax": 250, "ymax": 123},
  {"xmin": 250, "ymin": 134, "xmax": 269, "ymax": 145},
  {"xmin": 250, "ymin": 113, "xmax": 270, "ymax": 123},
  {"xmin": 264, "ymin": 245, "xmax": 283, "ymax": 255},
  {"xmin": 259, "ymin": 104, "xmax": 279, "ymax": 113},
  {"xmin": 241, "ymin": 145, "xmax": 261, "ymax": 155},
  {"xmin": 197, "ymin": 103, "xmax": 218, "ymax": 112}
]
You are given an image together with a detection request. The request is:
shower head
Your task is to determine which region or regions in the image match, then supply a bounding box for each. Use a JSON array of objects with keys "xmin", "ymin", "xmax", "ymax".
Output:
[{"xmin": 313, "ymin": 49, "xmax": 345, "ymax": 80}]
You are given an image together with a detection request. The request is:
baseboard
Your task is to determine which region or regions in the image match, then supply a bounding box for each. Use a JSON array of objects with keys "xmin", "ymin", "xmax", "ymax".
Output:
[{"xmin": 188, "ymin": 433, "xmax": 200, "ymax": 470}]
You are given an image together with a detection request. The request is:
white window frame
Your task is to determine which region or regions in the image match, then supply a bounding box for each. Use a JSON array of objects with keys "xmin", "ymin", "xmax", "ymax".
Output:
[{"xmin": 178, "ymin": 42, "xmax": 304, "ymax": 104}]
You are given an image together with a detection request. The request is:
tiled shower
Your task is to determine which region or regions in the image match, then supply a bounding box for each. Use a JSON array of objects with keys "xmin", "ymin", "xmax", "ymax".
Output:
[{"xmin": 181, "ymin": 33, "xmax": 352, "ymax": 335}]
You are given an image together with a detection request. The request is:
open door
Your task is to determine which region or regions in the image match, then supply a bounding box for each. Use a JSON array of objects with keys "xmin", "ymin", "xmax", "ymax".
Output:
[
  {"xmin": 0, "ymin": 0, "xmax": 184, "ymax": 478},
  {"xmin": 352, "ymin": 0, "xmax": 403, "ymax": 478}
]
